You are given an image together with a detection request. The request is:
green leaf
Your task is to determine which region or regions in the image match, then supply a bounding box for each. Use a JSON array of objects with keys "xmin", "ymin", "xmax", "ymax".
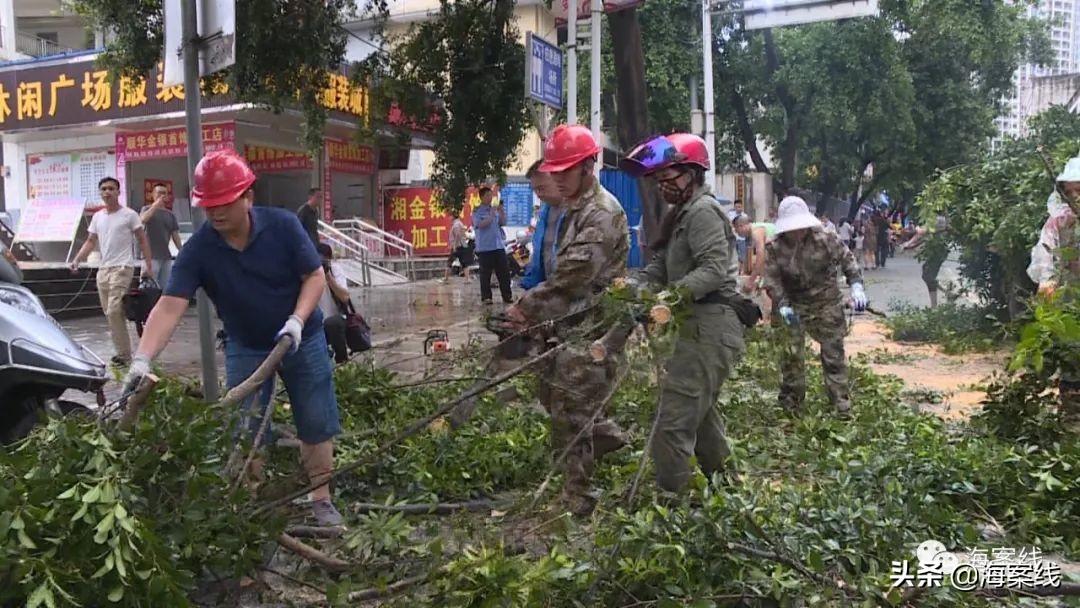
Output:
[
  {"xmin": 17, "ymin": 528, "xmax": 37, "ymax": 549},
  {"xmin": 26, "ymin": 584, "xmax": 53, "ymax": 608},
  {"xmin": 57, "ymin": 484, "xmax": 79, "ymax": 500},
  {"xmin": 82, "ymin": 484, "xmax": 102, "ymax": 503},
  {"xmin": 108, "ymin": 586, "xmax": 124, "ymax": 602}
]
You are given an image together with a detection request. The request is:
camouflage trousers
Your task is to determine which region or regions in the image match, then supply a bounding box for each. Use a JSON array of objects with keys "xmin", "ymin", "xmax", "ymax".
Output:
[
  {"xmin": 653, "ymin": 305, "xmax": 744, "ymax": 493},
  {"xmin": 536, "ymin": 346, "xmax": 624, "ymax": 507},
  {"xmin": 776, "ymin": 302, "xmax": 850, "ymax": 412}
]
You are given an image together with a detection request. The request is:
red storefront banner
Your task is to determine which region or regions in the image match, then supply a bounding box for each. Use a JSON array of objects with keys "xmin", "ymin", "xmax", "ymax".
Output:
[
  {"xmin": 245, "ymin": 144, "xmax": 312, "ymax": 173},
  {"xmin": 383, "ymin": 187, "xmax": 492, "ymax": 256},
  {"xmin": 326, "ymin": 138, "xmax": 375, "ymax": 174},
  {"xmin": 115, "ymin": 122, "xmax": 235, "ymax": 162}
]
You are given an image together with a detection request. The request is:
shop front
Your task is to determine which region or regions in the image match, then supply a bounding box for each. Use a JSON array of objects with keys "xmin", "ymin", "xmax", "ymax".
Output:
[{"xmin": 0, "ymin": 53, "xmax": 377, "ymax": 263}]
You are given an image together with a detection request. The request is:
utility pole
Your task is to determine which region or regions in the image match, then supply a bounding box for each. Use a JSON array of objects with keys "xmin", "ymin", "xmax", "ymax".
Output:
[
  {"xmin": 701, "ymin": 0, "xmax": 717, "ymax": 190},
  {"xmin": 590, "ymin": 0, "xmax": 602, "ymax": 175},
  {"xmin": 181, "ymin": 0, "xmax": 219, "ymax": 401},
  {"xmin": 568, "ymin": 0, "xmax": 578, "ymax": 124}
]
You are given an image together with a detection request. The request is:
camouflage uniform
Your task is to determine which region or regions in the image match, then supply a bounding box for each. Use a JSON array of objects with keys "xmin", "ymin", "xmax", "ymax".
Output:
[
  {"xmin": 515, "ymin": 179, "xmax": 630, "ymax": 511},
  {"xmin": 764, "ymin": 228, "xmax": 863, "ymax": 412},
  {"xmin": 637, "ymin": 185, "xmax": 744, "ymax": 493}
]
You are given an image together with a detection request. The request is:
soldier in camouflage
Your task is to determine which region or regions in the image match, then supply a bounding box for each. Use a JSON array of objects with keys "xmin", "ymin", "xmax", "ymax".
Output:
[
  {"xmin": 621, "ymin": 133, "xmax": 745, "ymax": 494},
  {"xmin": 764, "ymin": 196, "xmax": 867, "ymax": 414},
  {"xmin": 504, "ymin": 125, "xmax": 630, "ymax": 515}
]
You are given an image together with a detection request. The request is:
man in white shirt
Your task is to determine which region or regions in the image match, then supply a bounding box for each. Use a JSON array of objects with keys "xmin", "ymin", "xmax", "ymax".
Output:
[
  {"xmin": 70, "ymin": 177, "xmax": 153, "ymax": 365},
  {"xmin": 837, "ymin": 219, "xmax": 854, "ymax": 249}
]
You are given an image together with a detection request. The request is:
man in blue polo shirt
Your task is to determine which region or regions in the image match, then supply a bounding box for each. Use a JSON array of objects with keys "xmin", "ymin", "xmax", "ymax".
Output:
[
  {"xmin": 471, "ymin": 187, "xmax": 513, "ymax": 304},
  {"xmin": 122, "ymin": 149, "xmax": 343, "ymax": 526}
]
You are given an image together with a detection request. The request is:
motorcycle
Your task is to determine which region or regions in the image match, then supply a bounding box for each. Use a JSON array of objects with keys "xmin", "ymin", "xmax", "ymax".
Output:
[
  {"xmin": 0, "ymin": 256, "xmax": 107, "ymax": 444},
  {"xmin": 507, "ymin": 230, "xmax": 532, "ymax": 278}
]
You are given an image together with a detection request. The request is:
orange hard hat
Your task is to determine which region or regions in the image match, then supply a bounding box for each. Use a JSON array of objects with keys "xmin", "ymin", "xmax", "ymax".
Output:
[
  {"xmin": 539, "ymin": 124, "xmax": 600, "ymax": 173},
  {"xmin": 191, "ymin": 149, "xmax": 257, "ymax": 208}
]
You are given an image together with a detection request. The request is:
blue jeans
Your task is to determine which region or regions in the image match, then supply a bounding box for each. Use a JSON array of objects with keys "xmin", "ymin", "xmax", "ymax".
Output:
[
  {"xmin": 225, "ymin": 330, "xmax": 342, "ymax": 445},
  {"xmin": 153, "ymin": 259, "xmax": 173, "ymax": 290}
]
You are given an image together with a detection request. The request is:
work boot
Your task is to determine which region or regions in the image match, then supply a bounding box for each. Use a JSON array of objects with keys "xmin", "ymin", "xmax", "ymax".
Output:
[
  {"xmin": 559, "ymin": 491, "xmax": 597, "ymax": 518},
  {"xmin": 310, "ymin": 498, "xmax": 344, "ymax": 527},
  {"xmin": 592, "ymin": 421, "xmax": 628, "ymax": 460},
  {"xmin": 834, "ymin": 400, "xmax": 852, "ymax": 416},
  {"xmin": 778, "ymin": 395, "xmax": 802, "ymax": 415}
]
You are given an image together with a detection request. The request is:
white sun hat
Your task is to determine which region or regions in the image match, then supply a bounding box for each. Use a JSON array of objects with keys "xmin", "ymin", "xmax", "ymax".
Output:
[
  {"xmin": 1056, "ymin": 156, "xmax": 1080, "ymax": 182},
  {"xmin": 774, "ymin": 196, "xmax": 822, "ymax": 235}
]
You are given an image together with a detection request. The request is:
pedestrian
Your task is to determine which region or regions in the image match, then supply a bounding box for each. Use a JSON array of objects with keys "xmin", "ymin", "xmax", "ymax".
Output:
[
  {"xmin": 764, "ymin": 196, "xmax": 868, "ymax": 415},
  {"xmin": 297, "ymin": 187, "xmax": 322, "ymax": 247},
  {"xmin": 820, "ymin": 213, "xmax": 837, "ymax": 235},
  {"xmin": 140, "ymin": 182, "xmax": 183, "ymax": 288},
  {"xmin": 122, "ymin": 150, "xmax": 344, "ymax": 526},
  {"xmin": 874, "ymin": 210, "xmax": 890, "ymax": 268},
  {"xmin": 471, "ymin": 186, "xmax": 513, "ymax": 304},
  {"xmin": 0, "ymin": 240, "xmax": 23, "ymax": 284},
  {"xmin": 70, "ymin": 177, "xmax": 154, "ymax": 366},
  {"xmin": 443, "ymin": 211, "xmax": 471, "ymax": 283},
  {"xmin": 901, "ymin": 214, "xmax": 949, "ymax": 308},
  {"xmin": 621, "ymin": 132, "xmax": 744, "ymax": 494},
  {"xmin": 728, "ymin": 199, "xmax": 748, "ymax": 273},
  {"xmin": 317, "ymin": 243, "xmax": 351, "ymax": 364},
  {"xmin": 862, "ymin": 217, "xmax": 878, "ymax": 270},
  {"xmin": 502, "ymin": 129, "xmax": 630, "ymax": 515},
  {"xmin": 838, "ymin": 218, "xmax": 854, "ymax": 250},
  {"xmin": 1027, "ymin": 156, "xmax": 1080, "ymax": 430},
  {"xmin": 733, "ymin": 214, "xmax": 777, "ymax": 321}
]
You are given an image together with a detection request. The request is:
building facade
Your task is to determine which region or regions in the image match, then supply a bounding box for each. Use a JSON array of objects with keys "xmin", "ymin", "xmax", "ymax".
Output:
[{"xmin": 995, "ymin": 0, "xmax": 1080, "ymax": 142}]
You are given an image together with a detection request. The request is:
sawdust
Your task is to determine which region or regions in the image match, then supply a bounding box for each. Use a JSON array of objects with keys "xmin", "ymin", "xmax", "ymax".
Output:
[{"xmin": 846, "ymin": 318, "xmax": 1008, "ymax": 420}]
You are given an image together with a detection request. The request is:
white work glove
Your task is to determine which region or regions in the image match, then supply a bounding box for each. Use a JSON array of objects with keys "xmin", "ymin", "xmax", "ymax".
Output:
[
  {"xmin": 778, "ymin": 305, "xmax": 799, "ymax": 327},
  {"xmin": 275, "ymin": 314, "xmax": 304, "ymax": 353},
  {"xmin": 122, "ymin": 353, "xmax": 152, "ymax": 396},
  {"xmin": 850, "ymin": 282, "xmax": 868, "ymax": 312}
]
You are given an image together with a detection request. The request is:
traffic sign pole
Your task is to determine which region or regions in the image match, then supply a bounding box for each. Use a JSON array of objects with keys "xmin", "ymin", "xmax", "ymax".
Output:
[{"xmin": 181, "ymin": 0, "xmax": 220, "ymax": 402}]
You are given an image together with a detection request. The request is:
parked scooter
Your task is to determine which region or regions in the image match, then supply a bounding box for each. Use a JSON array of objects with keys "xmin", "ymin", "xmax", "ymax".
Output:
[
  {"xmin": 0, "ymin": 255, "xmax": 107, "ymax": 443},
  {"xmin": 507, "ymin": 230, "xmax": 532, "ymax": 278}
]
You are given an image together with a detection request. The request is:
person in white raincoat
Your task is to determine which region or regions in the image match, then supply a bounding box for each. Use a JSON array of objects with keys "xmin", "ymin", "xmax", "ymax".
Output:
[
  {"xmin": 1027, "ymin": 155, "xmax": 1080, "ymax": 429},
  {"xmin": 1028, "ymin": 157, "xmax": 1080, "ymax": 296}
]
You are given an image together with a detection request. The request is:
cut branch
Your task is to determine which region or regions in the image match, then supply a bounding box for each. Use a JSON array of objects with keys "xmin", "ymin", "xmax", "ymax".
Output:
[
  {"xmin": 352, "ymin": 499, "xmax": 509, "ymax": 515},
  {"xmin": 117, "ymin": 374, "xmax": 159, "ymax": 431},
  {"xmin": 277, "ymin": 533, "xmax": 352, "ymax": 572},
  {"xmin": 256, "ymin": 327, "xmax": 599, "ymax": 515}
]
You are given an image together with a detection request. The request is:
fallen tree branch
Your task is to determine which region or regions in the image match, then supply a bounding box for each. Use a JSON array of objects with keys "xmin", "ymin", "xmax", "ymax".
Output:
[
  {"xmin": 352, "ymin": 499, "xmax": 508, "ymax": 516},
  {"xmin": 225, "ymin": 337, "xmax": 293, "ymax": 482},
  {"xmin": 260, "ymin": 566, "xmax": 327, "ymax": 595},
  {"xmin": 277, "ymin": 533, "xmax": 352, "ymax": 572},
  {"xmin": 345, "ymin": 573, "xmax": 430, "ymax": 602},
  {"xmin": 285, "ymin": 525, "xmax": 345, "ymax": 539},
  {"xmin": 526, "ymin": 364, "xmax": 631, "ymax": 512},
  {"xmin": 116, "ymin": 374, "xmax": 160, "ymax": 431},
  {"xmin": 976, "ymin": 582, "xmax": 1080, "ymax": 598},
  {"xmin": 256, "ymin": 327, "xmax": 600, "ymax": 516}
]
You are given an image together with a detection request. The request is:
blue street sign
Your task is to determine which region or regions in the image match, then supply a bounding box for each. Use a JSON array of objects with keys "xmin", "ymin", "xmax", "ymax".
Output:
[
  {"xmin": 500, "ymin": 183, "xmax": 534, "ymax": 226},
  {"xmin": 526, "ymin": 32, "xmax": 563, "ymax": 109}
]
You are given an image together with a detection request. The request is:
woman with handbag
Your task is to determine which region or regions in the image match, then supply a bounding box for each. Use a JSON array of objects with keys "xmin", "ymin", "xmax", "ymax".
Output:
[{"xmin": 317, "ymin": 243, "xmax": 352, "ymax": 363}]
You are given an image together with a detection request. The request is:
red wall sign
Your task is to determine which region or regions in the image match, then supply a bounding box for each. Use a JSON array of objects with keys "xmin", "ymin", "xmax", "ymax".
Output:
[
  {"xmin": 326, "ymin": 138, "xmax": 375, "ymax": 175},
  {"xmin": 115, "ymin": 122, "xmax": 236, "ymax": 161},
  {"xmin": 383, "ymin": 187, "xmax": 494, "ymax": 256},
  {"xmin": 245, "ymin": 144, "xmax": 312, "ymax": 173}
]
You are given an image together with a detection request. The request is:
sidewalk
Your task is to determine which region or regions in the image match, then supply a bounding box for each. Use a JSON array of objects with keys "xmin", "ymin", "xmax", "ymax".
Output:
[{"xmin": 59, "ymin": 276, "xmax": 507, "ymax": 407}]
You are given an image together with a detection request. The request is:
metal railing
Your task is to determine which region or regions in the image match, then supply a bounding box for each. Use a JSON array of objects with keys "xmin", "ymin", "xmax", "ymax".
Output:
[
  {"xmin": 330, "ymin": 217, "xmax": 415, "ymax": 280},
  {"xmin": 15, "ymin": 31, "xmax": 74, "ymax": 58},
  {"xmin": 317, "ymin": 220, "xmax": 409, "ymax": 286}
]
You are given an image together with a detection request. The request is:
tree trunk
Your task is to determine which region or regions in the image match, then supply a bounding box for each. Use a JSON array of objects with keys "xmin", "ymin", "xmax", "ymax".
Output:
[
  {"xmin": 607, "ymin": 8, "xmax": 662, "ymax": 258},
  {"xmin": 729, "ymin": 86, "xmax": 771, "ymax": 174}
]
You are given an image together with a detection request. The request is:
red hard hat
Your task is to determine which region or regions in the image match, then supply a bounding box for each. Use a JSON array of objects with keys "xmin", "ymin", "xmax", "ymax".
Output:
[
  {"xmin": 665, "ymin": 132, "xmax": 710, "ymax": 171},
  {"xmin": 539, "ymin": 124, "xmax": 600, "ymax": 173},
  {"xmin": 191, "ymin": 149, "xmax": 257, "ymax": 208}
]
